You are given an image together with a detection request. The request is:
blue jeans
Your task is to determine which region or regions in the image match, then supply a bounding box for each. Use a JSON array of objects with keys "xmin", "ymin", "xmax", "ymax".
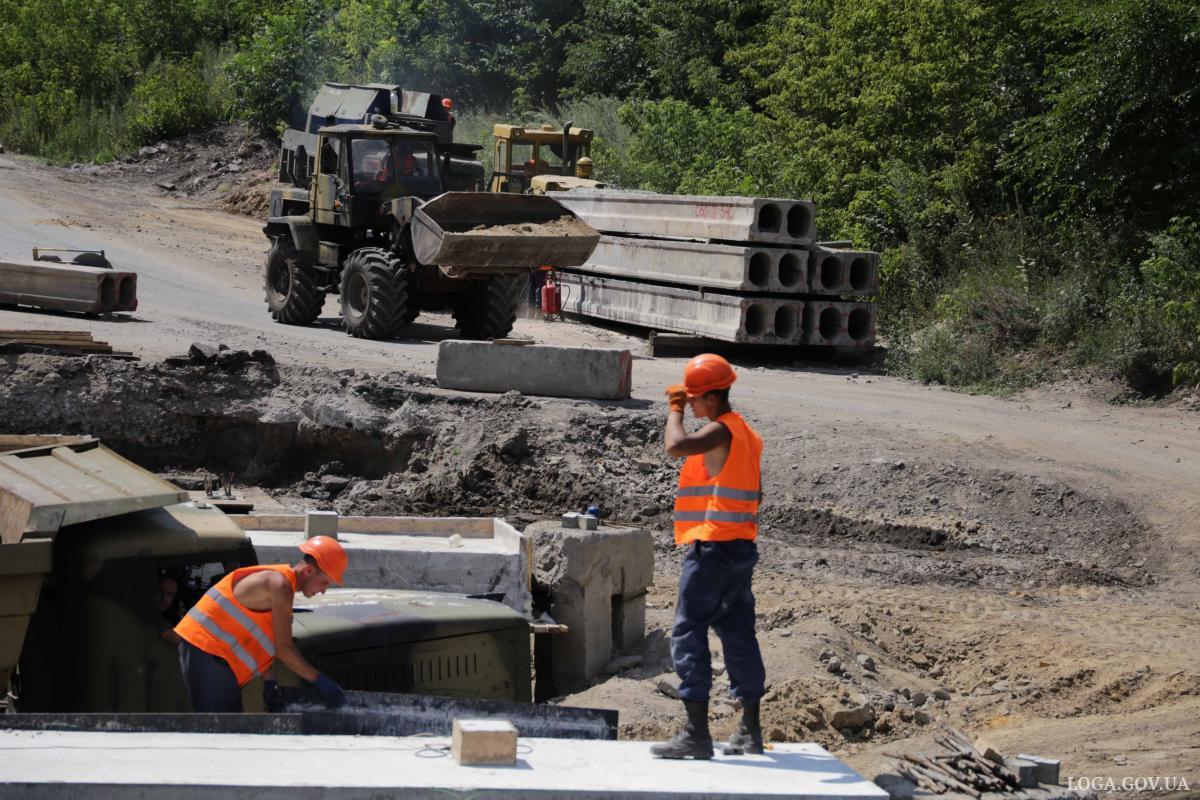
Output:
[
  {"xmin": 671, "ymin": 539, "xmax": 766, "ymax": 704},
  {"xmin": 178, "ymin": 639, "xmax": 242, "ymax": 712}
]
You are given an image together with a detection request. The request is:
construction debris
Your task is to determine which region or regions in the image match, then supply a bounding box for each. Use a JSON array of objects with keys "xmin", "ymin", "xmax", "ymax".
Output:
[
  {"xmin": 886, "ymin": 727, "xmax": 1042, "ymax": 796},
  {"xmin": 0, "ymin": 330, "xmax": 135, "ymax": 359}
]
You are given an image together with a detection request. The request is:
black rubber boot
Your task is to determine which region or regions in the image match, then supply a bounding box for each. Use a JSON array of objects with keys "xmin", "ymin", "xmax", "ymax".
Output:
[
  {"xmin": 723, "ymin": 701, "xmax": 764, "ymax": 754},
  {"xmin": 650, "ymin": 700, "xmax": 714, "ymax": 759}
]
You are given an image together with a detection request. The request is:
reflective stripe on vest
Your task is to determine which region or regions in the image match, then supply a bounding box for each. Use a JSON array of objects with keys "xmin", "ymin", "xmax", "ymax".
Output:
[
  {"xmin": 174, "ymin": 564, "xmax": 294, "ymax": 686},
  {"xmin": 673, "ymin": 411, "xmax": 763, "ymax": 545}
]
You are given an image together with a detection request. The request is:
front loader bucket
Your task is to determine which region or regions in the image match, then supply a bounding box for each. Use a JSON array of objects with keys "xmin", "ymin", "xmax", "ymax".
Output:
[{"xmin": 411, "ymin": 192, "xmax": 600, "ymax": 270}]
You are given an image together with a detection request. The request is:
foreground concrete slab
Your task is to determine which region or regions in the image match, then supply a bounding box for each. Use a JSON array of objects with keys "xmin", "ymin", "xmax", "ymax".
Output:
[
  {"xmin": 437, "ymin": 340, "xmax": 632, "ymax": 400},
  {"xmin": 0, "ymin": 730, "xmax": 889, "ymax": 799},
  {"xmin": 560, "ymin": 271, "xmax": 805, "ymax": 344},
  {"xmin": 582, "ymin": 235, "xmax": 809, "ymax": 292},
  {"xmin": 238, "ymin": 514, "xmax": 532, "ymax": 617},
  {"xmin": 0, "ymin": 258, "xmax": 137, "ymax": 313},
  {"xmin": 551, "ymin": 189, "xmax": 816, "ymax": 245}
]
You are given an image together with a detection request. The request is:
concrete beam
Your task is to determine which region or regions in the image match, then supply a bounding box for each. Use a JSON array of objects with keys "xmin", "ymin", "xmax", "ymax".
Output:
[
  {"xmin": 436, "ymin": 340, "xmax": 632, "ymax": 400},
  {"xmin": 804, "ymin": 300, "xmax": 876, "ymax": 348},
  {"xmin": 559, "ymin": 271, "xmax": 807, "ymax": 344},
  {"xmin": 580, "ymin": 235, "xmax": 808, "ymax": 293},
  {"xmin": 550, "ymin": 190, "xmax": 816, "ymax": 245},
  {"xmin": 0, "ymin": 259, "xmax": 138, "ymax": 314},
  {"xmin": 807, "ymin": 247, "xmax": 880, "ymax": 296},
  {"xmin": 0, "ymin": 730, "xmax": 891, "ymax": 799}
]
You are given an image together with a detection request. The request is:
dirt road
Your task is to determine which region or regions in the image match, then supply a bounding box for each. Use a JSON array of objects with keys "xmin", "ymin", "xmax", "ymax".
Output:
[{"xmin": 2, "ymin": 153, "xmax": 1198, "ymax": 794}]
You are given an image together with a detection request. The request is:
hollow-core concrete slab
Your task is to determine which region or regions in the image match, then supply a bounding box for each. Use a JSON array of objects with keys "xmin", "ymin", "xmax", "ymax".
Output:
[{"xmin": 0, "ymin": 730, "xmax": 888, "ymax": 800}]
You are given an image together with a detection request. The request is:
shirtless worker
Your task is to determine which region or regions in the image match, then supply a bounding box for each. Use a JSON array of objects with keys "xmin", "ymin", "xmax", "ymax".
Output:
[
  {"xmin": 652, "ymin": 354, "xmax": 766, "ymax": 759},
  {"xmin": 174, "ymin": 536, "xmax": 348, "ymax": 712}
]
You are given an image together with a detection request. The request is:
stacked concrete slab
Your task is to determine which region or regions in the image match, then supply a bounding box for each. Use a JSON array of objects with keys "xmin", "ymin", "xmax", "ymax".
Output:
[
  {"xmin": 549, "ymin": 189, "xmax": 878, "ymax": 348},
  {"xmin": 0, "ymin": 259, "xmax": 138, "ymax": 314}
]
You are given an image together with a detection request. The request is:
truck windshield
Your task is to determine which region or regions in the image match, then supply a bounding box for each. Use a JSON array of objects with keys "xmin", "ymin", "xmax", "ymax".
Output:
[{"xmin": 351, "ymin": 137, "xmax": 441, "ymax": 196}]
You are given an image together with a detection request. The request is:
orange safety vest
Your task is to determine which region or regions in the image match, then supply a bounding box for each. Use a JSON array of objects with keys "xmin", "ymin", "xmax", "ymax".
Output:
[
  {"xmin": 174, "ymin": 565, "xmax": 295, "ymax": 687},
  {"xmin": 673, "ymin": 411, "xmax": 763, "ymax": 545}
]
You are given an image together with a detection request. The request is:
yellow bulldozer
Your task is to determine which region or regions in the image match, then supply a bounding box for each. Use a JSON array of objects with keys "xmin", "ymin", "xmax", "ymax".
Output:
[{"xmin": 489, "ymin": 123, "xmax": 605, "ymax": 195}]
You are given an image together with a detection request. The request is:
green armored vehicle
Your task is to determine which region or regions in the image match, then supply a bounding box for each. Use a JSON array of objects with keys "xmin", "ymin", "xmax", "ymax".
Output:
[
  {"xmin": 1, "ymin": 438, "xmax": 529, "ymax": 712},
  {"xmin": 264, "ymin": 83, "xmax": 598, "ymax": 340}
]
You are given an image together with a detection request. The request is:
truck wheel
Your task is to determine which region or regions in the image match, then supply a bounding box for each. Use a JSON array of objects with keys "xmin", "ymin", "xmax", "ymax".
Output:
[
  {"xmin": 265, "ymin": 237, "xmax": 324, "ymax": 324},
  {"xmin": 340, "ymin": 247, "xmax": 409, "ymax": 339},
  {"xmin": 452, "ymin": 273, "xmax": 525, "ymax": 340}
]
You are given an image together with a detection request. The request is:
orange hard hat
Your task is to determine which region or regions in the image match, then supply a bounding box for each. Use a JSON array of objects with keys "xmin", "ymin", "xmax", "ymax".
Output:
[
  {"xmin": 683, "ymin": 353, "xmax": 736, "ymax": 397},
  {"xmin": 299, "ymin": 536, "xmax": 347, "ymax": 585}
]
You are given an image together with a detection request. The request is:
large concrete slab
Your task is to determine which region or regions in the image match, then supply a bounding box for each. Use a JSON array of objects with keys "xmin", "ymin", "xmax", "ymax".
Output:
[
  {"xmin": 0, "ymin": 258, "xmax": 138, "ymax": 313},
  {"xmin": 560, "ymin": 271, "xmax": 805, "ymax": 345},
  {"xmin": 551, "ymin": 189, "xmax": 816, "ymax": 245},
  {"xmin": 581, "ymin": 235, "xmax": 808, "ymax": 293},
  {"xmin": 804, "ymin": 300, "xmax": 876, "ymax": 348},
  {"xmin": 437, "ymin": 340, "xmax": 632, "ymax": 400},
  {"xmin": 238, "ymin": 515, "xmax": 532, "ymax": 617},
  {"xmin": 0, "ymin": 730, "xmax": 889, "ymax": 799},
  {"xmin": 807, "ymin": 247, "xmax": 880, "ymax": 296}
]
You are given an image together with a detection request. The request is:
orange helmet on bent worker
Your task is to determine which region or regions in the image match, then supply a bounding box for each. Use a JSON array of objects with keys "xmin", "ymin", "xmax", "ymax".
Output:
[
  {"xmin": 298, "ymin": 535, "xmax": 347, "ymax": 585},
  {"xmin": 683, "ymin": 353, "xmax": 737, "ymax": 397}
]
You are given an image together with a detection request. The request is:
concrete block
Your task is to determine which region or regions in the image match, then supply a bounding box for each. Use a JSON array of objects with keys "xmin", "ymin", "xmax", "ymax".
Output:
[
  {"xmin": 551, "ymin": 189, "xmax": 816, "ymax": 244},
  {"xmin": 305, "ymin": 510, "xmax": 339, "ymax": 538},
  {"xmin": 436, "ymin": 340, "xmax": 632, "ymax": 400},
  {"xmin": 561, "ymin": 512, "xmax": 581, "ymax": 528},
  {"xmin": 1017, "ymin": 754, "xmax": 1061, "ymax": 785},
  {"xmin": 1005, "ymin": 757, "xmax": 1040, "ymax": 788},
  {"xmin": 807, "ymin": 247, "xmax": 880, "ymax": 296},
  {"xmin": 0, "ymin": 259, "xmax": 138, "ymax": 314},
  {"xmin": 559, "ymin": 271, "xmax": 806, "ymax": 345},
  {"xmin": 804, "ymin": 301, "xmax": 876, "ymax": 348},
  {"xmin": 581, "ymin": 514, "xmax": 599, "ymax": 531},
  {"xmin": 452, "ymin": 719, "xmax": 518, "ymax": 765},
  {"xmin": 580, "ymin": 235, "xmax": 808, "ymax": 292},
  {"xmin": 527, "ymin": 521, "xmax": 655, "ymax": 695}
]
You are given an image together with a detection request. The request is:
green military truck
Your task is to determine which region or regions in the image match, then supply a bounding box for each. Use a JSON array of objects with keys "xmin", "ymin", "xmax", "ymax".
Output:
[
  {"xmin": 0, "ymin": 438, "xmax": 529, "ymax": 713},
  {"xmin": 264, "ymin": 83, "xmax": 599, "ymax": 340}
]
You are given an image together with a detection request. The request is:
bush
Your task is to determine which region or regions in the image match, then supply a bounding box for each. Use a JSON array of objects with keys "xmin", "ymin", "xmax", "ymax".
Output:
[{"xmin": 129, "ymin": 55, "xmax": 218, "ymax": 145}]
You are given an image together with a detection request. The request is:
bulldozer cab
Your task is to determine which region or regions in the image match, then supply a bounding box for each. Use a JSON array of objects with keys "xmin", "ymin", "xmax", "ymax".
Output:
[
  {"xmin": 490, "ymin": 123, "xmax": 594, "ymax": 194},
  {"xmin": 314, "ymin": 125, "xmax": 445, "ymax": 227}
]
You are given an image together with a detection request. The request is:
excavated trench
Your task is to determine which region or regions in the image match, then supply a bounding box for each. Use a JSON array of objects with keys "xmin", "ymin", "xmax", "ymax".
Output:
[{"xmin": 0, "ymin": 352, "xmax": 1157, "ymax": 590}]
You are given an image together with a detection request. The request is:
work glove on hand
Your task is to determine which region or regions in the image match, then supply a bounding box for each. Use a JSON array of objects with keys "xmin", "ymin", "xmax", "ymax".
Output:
[
  {"xmin": 262, "ymin": 679, "xmax": 285, "ymax": 713},
  {"xmin": 665, "ymin": 384, "xmax": 688, "ymax": 414},
  {"xmin": 310, "ymin": 673, "xmax": 345, "ymax": 708}
]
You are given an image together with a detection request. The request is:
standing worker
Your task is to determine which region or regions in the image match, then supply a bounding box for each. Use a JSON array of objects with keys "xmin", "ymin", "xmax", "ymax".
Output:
[
  {"xmin": 652, "ymin": 354, "xmax": 766, "ymax": 759},
  {"xmin": 173, "ymin": 536, "xmax": 349, "ymax": 713}
]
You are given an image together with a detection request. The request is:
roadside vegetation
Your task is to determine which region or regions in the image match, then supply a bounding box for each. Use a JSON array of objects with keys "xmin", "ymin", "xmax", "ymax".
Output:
[{"xmin": 1, "ymin": 0, "xmax": 1196, "ymax": 394}]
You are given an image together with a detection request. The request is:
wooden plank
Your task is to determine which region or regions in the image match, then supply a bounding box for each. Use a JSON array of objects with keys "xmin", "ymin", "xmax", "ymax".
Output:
[{"xmin": 0, "ymin": 330, "xmax": 94, "ymax": 340}]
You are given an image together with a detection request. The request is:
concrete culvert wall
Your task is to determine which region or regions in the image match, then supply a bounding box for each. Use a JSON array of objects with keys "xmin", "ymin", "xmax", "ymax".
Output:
[
  {"xmin": 847, "ymin": 307, "xmax": 872, "ymax": 341},
  {"xmin": 744, "ymin": 304, "xmax": 768, "ymax": 336},
  {"xmin": 786, "ymin": 204, "xmax": 812, "ymax": 239},
  {"xmin": 774, "ymin": 306, "xmax": 798, "ymax": 339},
  {"xmin": 757, "ymin": 203, "xmax": 782, "ymax": 233},
  {"xmin": 778, "ymin": 253, "xmax": 805, "ymax": 289},
  {"xmin": 100, "ymin": 275, "xmax": 117, "ymax": 308},
  {"xmin": 849, "ymin": 257, "xmax": 873, "ymax": 292},
  {"xmin": 748, "ymin": 251, "xmax": 771, "ymax": 288},
  {"xmin": 818, "ymin": 306, "xmax": 842, "ymax": 340},
  {"xmin": 118, "ymin": 277, "xmax": 135, "ymax": 308},
  {"xmin": 818, "ymin": 255, "xmax": 843, "ymax": 291}
]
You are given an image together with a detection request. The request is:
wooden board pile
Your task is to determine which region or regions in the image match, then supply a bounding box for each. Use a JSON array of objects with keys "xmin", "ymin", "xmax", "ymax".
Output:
[
  {"xmin": 0, "ymin": 330, "xmax": 136, "ymax": 359},
  {"xmin": 887, "ymin": 727, "xmax": 1024, "ymax": 797}
]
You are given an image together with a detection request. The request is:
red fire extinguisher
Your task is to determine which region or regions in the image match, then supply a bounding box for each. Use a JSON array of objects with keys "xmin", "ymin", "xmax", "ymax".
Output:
[{"xmin": 540, "ymin": 271, "xmax": 562, "ymax": 316}]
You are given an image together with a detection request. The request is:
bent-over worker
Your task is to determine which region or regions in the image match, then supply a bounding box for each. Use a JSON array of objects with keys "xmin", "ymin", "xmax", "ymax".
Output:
[
  {"xmin": 652, "ymin": 354, "xmax": 766, "ymax": 759},
  {"xmin": 173, "ymin": 536, "xmax": 348, "ymax": 713}
]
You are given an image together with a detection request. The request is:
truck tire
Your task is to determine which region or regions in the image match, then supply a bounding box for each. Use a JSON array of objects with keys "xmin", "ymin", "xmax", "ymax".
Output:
[
  {"xmin": 452, "ymin": 273, "xmax": 525, "ymax": 340},
  {"xmin": 340, "ymin": 247, "xmax": 409, "ymax": 339},
  {"xmin": 265, "ymin": 237, "xmax": 324, "ymax": 324}
]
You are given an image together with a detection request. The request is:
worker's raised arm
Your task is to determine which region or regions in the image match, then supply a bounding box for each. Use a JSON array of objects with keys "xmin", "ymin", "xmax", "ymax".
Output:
[{"xmin": 666, "ymin": 419, "xmax": 731, "ymax": 458}]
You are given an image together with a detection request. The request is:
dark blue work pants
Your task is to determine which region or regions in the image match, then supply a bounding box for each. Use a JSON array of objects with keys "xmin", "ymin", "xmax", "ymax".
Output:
[
  {"xmin": 178, "ymin": 639, "xmax": 243, "ymax": 712},
  {"xmin": 671, "ymin": 539, "xmax": 766, "ymax": 704}
]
